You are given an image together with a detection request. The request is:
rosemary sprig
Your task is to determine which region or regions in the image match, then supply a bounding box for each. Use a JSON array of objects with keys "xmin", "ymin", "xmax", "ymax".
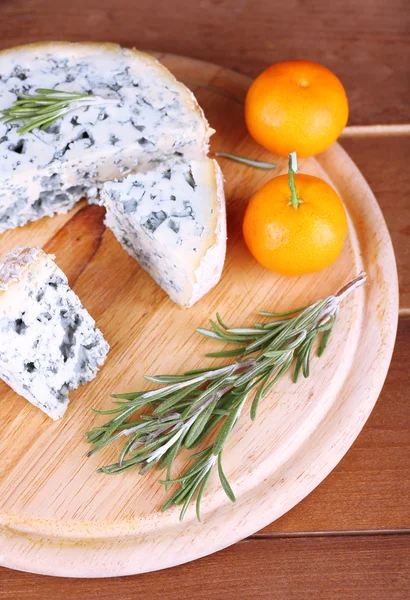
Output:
[
  {"xmin": 0, "ymin": 88, "xmax": 116, "ymax": 134},
  {"xmin": 86, "ymin": 272, "xmax": 367, "ymax": 521},
  {"xmin": 214, "ymin": 152, "xmax": 277, "ymax": 169}
]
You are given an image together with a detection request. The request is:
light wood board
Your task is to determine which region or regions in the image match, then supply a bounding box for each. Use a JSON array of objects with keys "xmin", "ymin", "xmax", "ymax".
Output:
[{"xmin": 0, "ymin": 54, "xmax": 398, "ymax": 577}]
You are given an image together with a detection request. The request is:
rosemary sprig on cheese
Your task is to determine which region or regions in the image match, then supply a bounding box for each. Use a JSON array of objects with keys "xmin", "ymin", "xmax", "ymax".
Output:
[
  {"xmin": 1, "ymin": 88, "xmax": 116, "ymax": 134},
  {"xmin": 86, "ymin": 272, "xmax": 367, "ymax": 521}
]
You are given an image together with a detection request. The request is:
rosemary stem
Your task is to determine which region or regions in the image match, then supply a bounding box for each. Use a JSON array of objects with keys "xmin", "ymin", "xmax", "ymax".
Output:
[
  {"xmin": 144, "ymin": 416, "xmax": 196, "ymax": 464},
  {"xmin": 335, "ymin": 271, "xmax": 367, "ymax": 301}
]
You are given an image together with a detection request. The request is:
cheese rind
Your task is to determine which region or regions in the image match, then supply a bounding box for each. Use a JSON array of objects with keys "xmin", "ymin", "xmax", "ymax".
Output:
[
  {"xmin": 101, "ymin": 159, "xmax": 226, "ymax": 307},
  {"xmin": 0, "ymin": 247, "xmax": 109, "ymax": 419},
  {"xmin": 0, "ymin": 42, "xmax": 212, "ymax": 232}
]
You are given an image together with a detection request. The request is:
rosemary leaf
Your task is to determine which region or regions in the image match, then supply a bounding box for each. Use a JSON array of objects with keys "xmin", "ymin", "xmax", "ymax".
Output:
[
  {"xmin": 185, "ymin": 412, "xmax": 226, "ymax": 448},
  {"xmin": 216, "ymin": 312, "xmax": 229, "ymax": 329},
  {"xmin": 162, "ymin": 435, "xmax": 184, "ymax": 491},
  {"xmin": 206, "ymin": 348, "xmax": 246, "ymax": 358},
  {"xmin": 179, "ymin": 473, "xmax": 206, "ymax": 520},
  {"xmin": 153, "ymin": 382, "xmax": 200, "ymax": 415},
  {"xmin": 185, "ymin": 399, "xmax": 219, "ymax": 447},
  {"xmin": 250, "ymin": 373, "xmax": 270, "ymax": 421},
  {"xmin": 214, "ymin": 152, "xmax": 277, "ymax": 170},
  {"xmin": 318, "ymin": 318, "xmax": 336, "ymax": 356},
  {"xmin": 293, "ymin": 353, "xmax": 304, "ymax": 384},
  {"xmin": 218, "ymin": 453, "xmax": 236, "ymax": 502},
  {"xmin": 196, "ymin": 468, "xmax": 213, "ymax": 521},
  {"xmin": 213, "ymin": 394, "xmax": 248, "ymax": 455},
  {"xmin": 197, "ymin": 327, "xmax": 245, "ymax": 344}
]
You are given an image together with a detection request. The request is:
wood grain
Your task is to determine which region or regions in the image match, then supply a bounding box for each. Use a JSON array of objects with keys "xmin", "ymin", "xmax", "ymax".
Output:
[
  {"xmin": 0, "ymin": 0, "xmax": 408, "ymax": 126},
  {"xmin": 339, "ymin": 136, "xmax": 410, "ymax": 309},
  {"xmin": 43, "ymin": 204, "xmax": 106, "ymax": 288},
  {"xmin": 0, "ymin": 55, "xmax": 398, "ymax": 577},
  {"xmin": 1, "ymin": 535, "xmax": 409, "ymax": 599},
  {"xmin": 261, "ymin": 318, "xmax": 410, "ymax": 533}
]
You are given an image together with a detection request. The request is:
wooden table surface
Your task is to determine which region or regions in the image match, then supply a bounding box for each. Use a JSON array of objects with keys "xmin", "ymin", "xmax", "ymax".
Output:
[{"xmin": 0, "ymin": 0, "xmax": 409, "ymax": 598}]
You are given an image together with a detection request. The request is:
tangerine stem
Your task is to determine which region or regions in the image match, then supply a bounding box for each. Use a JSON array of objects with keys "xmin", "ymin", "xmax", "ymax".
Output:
[{"xmin": 288, "ymin": 151, "xmax": 302, "ymax": 209}]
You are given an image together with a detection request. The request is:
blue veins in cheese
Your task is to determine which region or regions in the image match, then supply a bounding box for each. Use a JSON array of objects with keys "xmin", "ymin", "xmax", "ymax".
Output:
[
  {"xmin": 101, "ymin": 159, "xmax": 226, "ymax": 308},
  {"xmin": 0, "ymin": 42, "xmax": 213, "ymax": 232},
  {"xmin": 0, "ymin": 246, "xmax": 109, "ymax": 419}
]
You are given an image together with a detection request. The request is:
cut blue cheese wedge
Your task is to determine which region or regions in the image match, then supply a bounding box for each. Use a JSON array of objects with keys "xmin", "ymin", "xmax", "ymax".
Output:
[
  {"xmin": 101, "ymin": 159, "xmax": 225, "ymax": 307},
  {"xmin": 0, "ymin": 42, "xmax": 227, "ymax": 308},
  {"xmin": 0, "ymin": 247, "xmax": 109, "ymax": 419}
]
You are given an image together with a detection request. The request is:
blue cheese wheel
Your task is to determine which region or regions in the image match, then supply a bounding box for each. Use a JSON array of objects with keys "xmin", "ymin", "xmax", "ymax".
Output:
[
  {"xmin": 0, "ymin": 247, "xmax": 109, "ymax": 419},
  {"xmin": 0, "ymin": 42, "xmax": 213, "ymax": 232},
  {"xmin": 101, "ymin": 159, "xmax": 226, "ymax": 308}
]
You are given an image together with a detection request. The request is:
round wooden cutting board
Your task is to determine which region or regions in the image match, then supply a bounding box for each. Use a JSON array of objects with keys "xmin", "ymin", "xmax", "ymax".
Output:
[{"xmin": 0, "ymin": 54, "xmax": 398, "ymax": 578}]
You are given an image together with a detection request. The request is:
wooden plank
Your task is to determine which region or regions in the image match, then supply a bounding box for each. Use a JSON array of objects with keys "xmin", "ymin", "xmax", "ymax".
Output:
[
  {"xmin": 340, "ymin": 136, "xmax": 410, "ymax": 309},
  {"xmin": 0, "ymin": 0, "xmax": 408, "ymax": 126},
  {"xmin": 0, "ymin": 534, "xmax": 409, "ymax": 599},
  {"xmin": 261, "ymin": 318, "xmax": 410, "ymax": 533}
]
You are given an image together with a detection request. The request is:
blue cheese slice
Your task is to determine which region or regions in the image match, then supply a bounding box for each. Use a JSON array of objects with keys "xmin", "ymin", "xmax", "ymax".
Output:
[
  {"xmin": 0, "ymin": 247, "xmax": 109, "ymax": 419},
  {"xmin": 101, "ymin": 159, "xmax": 226, "ymax": 307},
  {"xmin": 0, "ymin": 42, "xmax": 213, "ymax": 232}
]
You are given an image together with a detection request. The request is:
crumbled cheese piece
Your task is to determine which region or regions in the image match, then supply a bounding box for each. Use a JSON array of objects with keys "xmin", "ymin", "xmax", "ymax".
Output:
[{"xmin": 0, "ymin": 246, "xmax": 109, "ymax": 419}]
